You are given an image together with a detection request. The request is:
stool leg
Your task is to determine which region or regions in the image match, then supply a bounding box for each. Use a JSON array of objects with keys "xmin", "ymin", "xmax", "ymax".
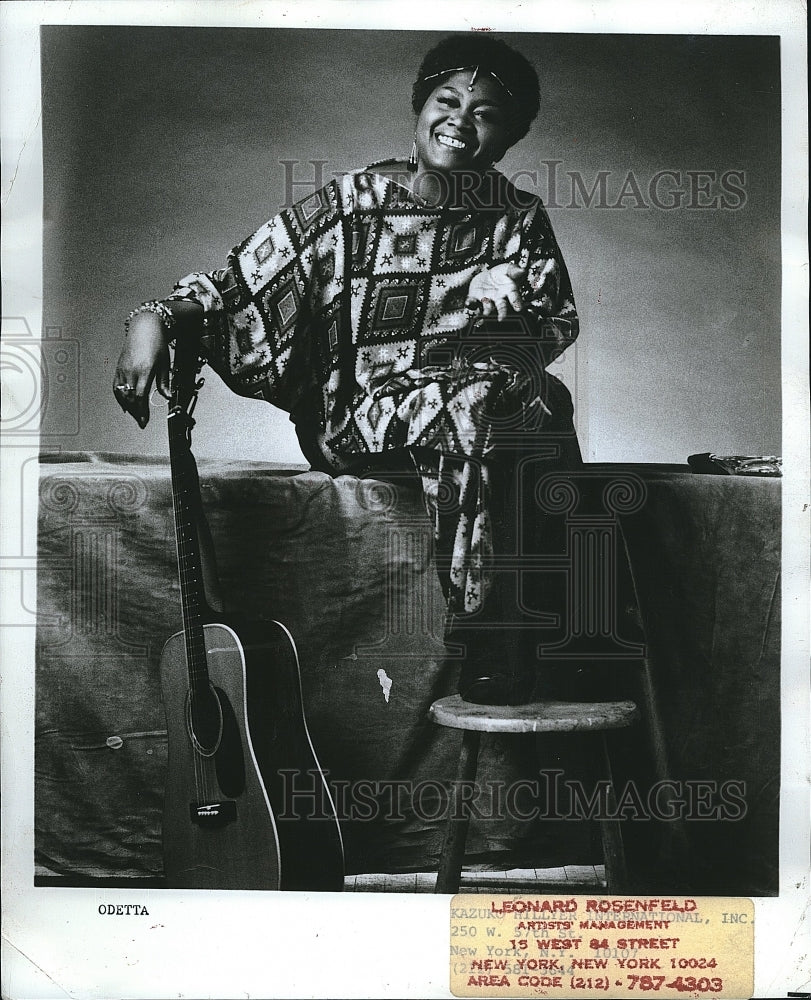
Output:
[
  {"xmin": 597, "ymin": 732, "xmax": 628, "ymax": 893},
  {"xmin": 435, "ymin": 729, "xmax": 481, "ymax": 894}
]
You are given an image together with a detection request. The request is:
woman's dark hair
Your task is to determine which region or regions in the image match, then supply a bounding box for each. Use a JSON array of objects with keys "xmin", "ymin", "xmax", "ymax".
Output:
[{"xmin": 412, "ymin": 34, "xmax": 541, "ymax": 145}]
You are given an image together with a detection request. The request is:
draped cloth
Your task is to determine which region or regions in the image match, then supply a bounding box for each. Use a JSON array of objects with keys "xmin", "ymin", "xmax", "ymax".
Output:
[{"xmin": 168, "ymin": 166, "xmax": 579, "ymax": 618}]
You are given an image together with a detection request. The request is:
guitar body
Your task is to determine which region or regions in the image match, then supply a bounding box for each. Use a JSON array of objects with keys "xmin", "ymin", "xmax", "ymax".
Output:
[{"xmin": 160, "ymin": 617, "xmax": 344, "ymax": 891}]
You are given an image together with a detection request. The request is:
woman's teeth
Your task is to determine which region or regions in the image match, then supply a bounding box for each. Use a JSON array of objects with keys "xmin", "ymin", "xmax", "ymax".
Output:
[{"xmin": 437, "ymin": 134, "xmax": 467, "ymax": 149}]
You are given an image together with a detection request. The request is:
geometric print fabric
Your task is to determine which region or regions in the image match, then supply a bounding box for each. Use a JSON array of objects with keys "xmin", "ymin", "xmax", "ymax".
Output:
[{"xmin": 169, "ymin": 166, "xmax": 579, "ymax": 612}]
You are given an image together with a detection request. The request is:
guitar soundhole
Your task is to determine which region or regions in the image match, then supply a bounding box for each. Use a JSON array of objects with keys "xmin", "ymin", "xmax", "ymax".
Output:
[{"xmin": 186, "ymin": 685, "xmax": 223, "ymax": 757}]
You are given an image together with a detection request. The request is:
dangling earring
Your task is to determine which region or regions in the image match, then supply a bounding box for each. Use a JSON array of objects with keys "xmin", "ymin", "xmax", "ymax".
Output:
[{"xmin": 407, "ymin": 136, "xmax": 418, "ymax": 172}]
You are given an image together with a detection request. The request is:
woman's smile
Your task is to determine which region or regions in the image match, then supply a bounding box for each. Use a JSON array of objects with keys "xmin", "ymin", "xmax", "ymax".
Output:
[
  {"xmin": 414, "ymin": 70, "xmax": 510, "ymax": 177},
  {"xmin": 435, "ymin": 133, "xmax": 469, "ymax": 150}
]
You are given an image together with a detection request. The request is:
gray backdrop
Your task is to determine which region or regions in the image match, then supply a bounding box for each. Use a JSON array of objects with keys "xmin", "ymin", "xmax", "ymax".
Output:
[{"xmin": 41, "ymin": 27, "xmax": 781, "ymax": 463}]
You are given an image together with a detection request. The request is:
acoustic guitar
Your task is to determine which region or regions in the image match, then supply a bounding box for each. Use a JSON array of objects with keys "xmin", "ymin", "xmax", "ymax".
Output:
[{"xmin": 159, "ymin": 337, "xmax": 344, "ymax": 890}]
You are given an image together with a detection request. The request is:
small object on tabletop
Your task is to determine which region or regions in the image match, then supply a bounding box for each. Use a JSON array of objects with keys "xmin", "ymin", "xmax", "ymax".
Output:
[{"xmin": 687, "ymin": 453, "xmax": 782, "ymax": 477}]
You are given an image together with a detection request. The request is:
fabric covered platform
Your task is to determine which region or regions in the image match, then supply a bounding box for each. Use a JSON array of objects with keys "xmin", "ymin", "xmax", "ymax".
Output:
[
  {"xmin": 617, "ymin": 467, "xmax": 781, "ymax": 895},
  {"xmin": 35, "ymin": 455, "xmax": 780, "ymax": 893}
]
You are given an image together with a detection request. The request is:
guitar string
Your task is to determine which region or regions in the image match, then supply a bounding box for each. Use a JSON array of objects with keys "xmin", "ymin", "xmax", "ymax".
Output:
[
  {"xmin": 172, "ymin": 437, "xmax": 215, "ymax": 803},
  {"xmin": 174, "ymin": 491, "xmax": 208, "ymax": 801},
  {"xmin": 180, "ymin": 512, "xmax": 216, "ymax": 802},
  {"xmin": 171, "ymin": 368, "xmax": 224, "ymax": 808}
]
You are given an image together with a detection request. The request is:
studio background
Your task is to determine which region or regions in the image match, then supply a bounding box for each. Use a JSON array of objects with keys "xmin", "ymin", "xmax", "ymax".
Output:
[{"xmin": 41, "ymin": 26, "xmax": 781, "ymax": 463}]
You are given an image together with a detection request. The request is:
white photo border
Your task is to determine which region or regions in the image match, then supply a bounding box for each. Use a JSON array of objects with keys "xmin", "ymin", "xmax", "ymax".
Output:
[{"xmin": 1, "ymin": 2, "xmax": 808, "ymax": 998}]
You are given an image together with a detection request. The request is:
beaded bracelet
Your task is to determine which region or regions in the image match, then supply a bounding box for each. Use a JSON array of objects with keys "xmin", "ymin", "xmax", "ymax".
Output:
[{"xmin": 124, "ymin": 300, "xmax": 176, "ymax": 334}]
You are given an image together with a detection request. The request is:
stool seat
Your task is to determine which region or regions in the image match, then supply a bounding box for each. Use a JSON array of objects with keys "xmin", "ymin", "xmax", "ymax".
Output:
[
  {"xmin": 429, "ymin": 694, "xmax": 641, "ymax": 894},
  {"xmin": 428, "ymin": 694, "xmax": 640, "ymax": 734}
]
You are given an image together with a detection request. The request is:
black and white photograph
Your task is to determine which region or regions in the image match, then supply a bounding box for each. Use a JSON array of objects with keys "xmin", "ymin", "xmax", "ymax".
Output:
[{"xmin": 1, "ymin": 2, "xmax": 808, "ymax": 998}]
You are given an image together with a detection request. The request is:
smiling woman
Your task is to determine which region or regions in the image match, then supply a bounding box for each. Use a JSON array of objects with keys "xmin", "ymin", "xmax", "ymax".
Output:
[
  {"xmin": 414, "ymin": 72, "xmax": 511, "ymax": 187},
  {"xmin": 411, "ymin": 35, "xmax": 540, "ymax": 194},
  {"xmin": 113, "ymin": 33, "xmax": 581, "ymax": 706},
  {"xmin": 414, "ymin": 73, "xmax": 508, "ymax": 188}
]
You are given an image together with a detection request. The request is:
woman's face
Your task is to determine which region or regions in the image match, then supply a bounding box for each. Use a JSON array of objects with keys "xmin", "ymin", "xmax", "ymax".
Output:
[{"xmin": 414, "ymin": 70, "xmax": 512, "ymax": 176}]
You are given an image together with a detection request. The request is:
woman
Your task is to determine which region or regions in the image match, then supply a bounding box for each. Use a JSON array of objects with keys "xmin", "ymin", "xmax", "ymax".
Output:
[{"xmin": 114, "ymin": 34, "xmax": 581, "ymax": 705}]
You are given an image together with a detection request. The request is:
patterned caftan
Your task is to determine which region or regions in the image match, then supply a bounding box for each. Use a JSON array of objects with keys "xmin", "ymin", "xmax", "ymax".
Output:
[{"xmin": 168, "ymin": 165, "xmax": 580, "ymax": 626}]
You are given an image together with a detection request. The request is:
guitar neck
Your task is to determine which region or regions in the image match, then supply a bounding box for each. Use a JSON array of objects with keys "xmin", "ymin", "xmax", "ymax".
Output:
[{"xmin": 168, "ymin": 360, "xmax": 210, "ymax": 693}]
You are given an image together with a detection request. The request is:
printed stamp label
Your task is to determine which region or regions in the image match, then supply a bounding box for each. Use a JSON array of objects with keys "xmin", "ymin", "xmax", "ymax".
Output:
[{"xmin": 450, "ymin": 895, "xmax": 753, "ymax": 998}]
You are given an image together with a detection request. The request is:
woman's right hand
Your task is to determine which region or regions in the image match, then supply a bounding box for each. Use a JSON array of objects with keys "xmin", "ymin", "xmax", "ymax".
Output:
[
  {"xmin": 113, "ymin": 313, "xmax": 171, "ymax": 428},
  {"xmin": 466, "ymin": 262, "xmax": 527, "ymax": 321}
]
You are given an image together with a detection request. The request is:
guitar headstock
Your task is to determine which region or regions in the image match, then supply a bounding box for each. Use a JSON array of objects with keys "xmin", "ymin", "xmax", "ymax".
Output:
[{"xmin": 169, "ymin": 340, "xmax": 206, "ymax": 439}]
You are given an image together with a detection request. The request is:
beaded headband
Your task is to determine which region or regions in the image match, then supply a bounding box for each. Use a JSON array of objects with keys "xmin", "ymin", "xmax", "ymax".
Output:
[{"xmin": 421, "ymin": 64, "xmax": 515, "ymax": 99}]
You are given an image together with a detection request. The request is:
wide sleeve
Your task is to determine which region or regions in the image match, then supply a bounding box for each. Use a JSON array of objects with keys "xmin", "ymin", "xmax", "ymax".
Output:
[
  {"xmin": 166, "ymin": 180, "xmax": 346, "ymax": 417},
  {"xmin": 518, "ymin": 199, "xmax": 580, "ymax": 367}
]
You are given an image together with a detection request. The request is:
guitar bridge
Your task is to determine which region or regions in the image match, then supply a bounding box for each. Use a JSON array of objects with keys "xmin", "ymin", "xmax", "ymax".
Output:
[{"xmin": 190, "ymin": 800, "xmax": 237, "ymax": 827}]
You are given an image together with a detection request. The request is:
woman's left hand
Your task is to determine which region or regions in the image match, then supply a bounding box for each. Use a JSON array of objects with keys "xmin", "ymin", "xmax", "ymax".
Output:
[{"xmin": 467, "ymin": 262, "xmax": 527, "ymax": 320}]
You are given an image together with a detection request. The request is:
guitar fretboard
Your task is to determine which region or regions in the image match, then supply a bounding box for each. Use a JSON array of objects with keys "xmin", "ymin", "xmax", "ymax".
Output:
[{"xmin": 169, "ymin": 401, "xmax": 210, "ymax": 697}]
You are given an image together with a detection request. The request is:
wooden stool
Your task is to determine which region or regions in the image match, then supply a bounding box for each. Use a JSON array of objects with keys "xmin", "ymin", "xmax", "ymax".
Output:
[{"xmin": 428, "ymin": 695, "xmax": 640, "ymax": 894}]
